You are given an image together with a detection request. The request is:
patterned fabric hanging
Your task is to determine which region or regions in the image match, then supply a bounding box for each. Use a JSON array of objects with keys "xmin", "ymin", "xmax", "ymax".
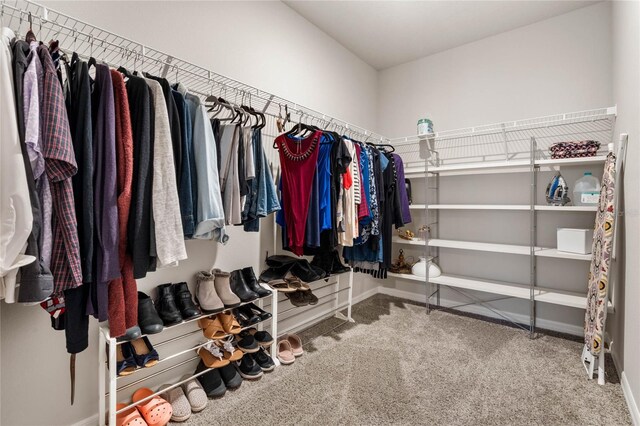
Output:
[{"xmin": 584, "ymin": 152, "xmax": 616, "ymax": 356}]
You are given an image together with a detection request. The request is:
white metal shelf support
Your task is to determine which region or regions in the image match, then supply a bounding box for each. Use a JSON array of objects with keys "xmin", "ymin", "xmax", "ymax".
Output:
[{"xmin": 529, "ymin": 136, "xmax": 537, "ymax": 339}]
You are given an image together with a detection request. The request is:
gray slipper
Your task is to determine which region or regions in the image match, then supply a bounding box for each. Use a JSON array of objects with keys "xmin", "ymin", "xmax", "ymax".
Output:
[
  {"xmin": 159, "ymin": 384, "xmax": 191, "ymax": 422},
  {"xmin": 180, "ymin": 375, "xmax": 208, "ymax": 413}
]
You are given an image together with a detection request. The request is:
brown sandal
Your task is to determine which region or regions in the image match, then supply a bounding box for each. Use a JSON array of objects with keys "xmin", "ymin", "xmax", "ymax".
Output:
[
  {"xmin": 197, "ymin": 316, "xmax": 227, "ymax": 340},
  {"xmin": 267, "ymin": 279, "xmax": 296, "ymax": 293},
  {"xmin": 217, "ymin": 312, "xmax": 242, "ymax": 334},
  {"xmin": 197, "ymin": 342, "xmax": 230, "ymax": 368},
  {"xmin": 216, "ymin": 337, "xmax": 244, "ymax": 361},
  {"xmin": 285, "ymin": 276, "xmax": 310, "ymax": 291}
]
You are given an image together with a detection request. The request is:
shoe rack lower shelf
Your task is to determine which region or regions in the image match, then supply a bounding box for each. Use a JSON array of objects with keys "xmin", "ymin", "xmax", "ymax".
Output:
[
  {"xmin": 98, "ymin": 286, "xmax": 278, "ymax": 426},
  {"xmin": 387, "ymin": 272, "xmax": 613, "ymax": 312}
]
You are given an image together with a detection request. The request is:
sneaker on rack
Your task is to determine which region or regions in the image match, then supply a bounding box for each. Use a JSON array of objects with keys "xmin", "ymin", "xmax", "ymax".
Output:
[
  {"xmin": 195, "ymin": 360, "xmax": 226, "ymax": 398},
  {"xmin": 251, "ymin": 347, "xmax": 275, "ymax": 372},
  {"xmin": 235, "ymin": 354, "xmax": 264, "ymax": 380},
  {"xmin": 218, "ymin": 363, "xmax": 243, "ymax": 389}
]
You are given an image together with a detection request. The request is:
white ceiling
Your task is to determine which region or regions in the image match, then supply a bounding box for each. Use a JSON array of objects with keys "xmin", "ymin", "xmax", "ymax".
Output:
[{"xmin": 284, "ymin": 1, "xmax": 597, "ymax": 70}]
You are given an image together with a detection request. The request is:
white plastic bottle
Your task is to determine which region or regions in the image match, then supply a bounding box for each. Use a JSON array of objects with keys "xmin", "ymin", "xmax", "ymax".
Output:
[{"xmin": 573, "ymin": 172, "xmax": 600, "ymax": 206}]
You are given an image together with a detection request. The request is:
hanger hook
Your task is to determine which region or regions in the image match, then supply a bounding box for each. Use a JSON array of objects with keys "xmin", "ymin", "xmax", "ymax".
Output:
[
  {"xmin": 90, "ymin": 34, "xmax": 94, "ymax": 57},
  {"xmin": 18, "ymin": 11, "xmax": 23, "ymax": 38},
  {"xmin": 28, "ymin": 11, "xmax": 32, "ymax": 30},
  {"xmin": 174, "ymin": 65, "xmax": 179, "ymax": 83}
]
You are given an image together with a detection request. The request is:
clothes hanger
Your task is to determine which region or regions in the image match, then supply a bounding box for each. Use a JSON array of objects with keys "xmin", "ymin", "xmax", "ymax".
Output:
[{"xmin": 25, "ymin": 12, "xmax": 36, "ymax": 43}]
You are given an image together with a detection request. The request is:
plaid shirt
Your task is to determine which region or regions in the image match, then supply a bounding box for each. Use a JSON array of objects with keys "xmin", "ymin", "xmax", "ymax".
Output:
[{"xmin": 37, "ymin": 46, "xmax": 83, "ymax": 292}]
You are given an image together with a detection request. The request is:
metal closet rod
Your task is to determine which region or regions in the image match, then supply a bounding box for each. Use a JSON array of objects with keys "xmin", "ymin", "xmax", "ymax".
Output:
[{"xmin": 2, "ymin": 1, "xmax": 388, "ymax": 143}]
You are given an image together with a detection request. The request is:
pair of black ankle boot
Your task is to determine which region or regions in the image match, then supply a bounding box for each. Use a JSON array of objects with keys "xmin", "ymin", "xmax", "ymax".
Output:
[
  {"xmin": 230, "ymin": 267, "xmax": 271, "ymax": 302},
  {"xmin": 155, "ymin": 282, "xmax": 201, "ymax": 326},
  {"xmin": 311, "ymin": 250, "xmax": 350, "ymax": 276}
]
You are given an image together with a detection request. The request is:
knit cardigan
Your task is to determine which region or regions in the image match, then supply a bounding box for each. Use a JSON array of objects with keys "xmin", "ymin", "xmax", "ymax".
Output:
[{"xmin": 107, "ymin": 70, "xmax": 138, "ymax": 337}]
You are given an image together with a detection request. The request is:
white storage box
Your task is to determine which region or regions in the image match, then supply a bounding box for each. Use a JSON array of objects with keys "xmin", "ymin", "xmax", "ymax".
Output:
[{"xmin": 557, "ymin": 228, "xmax": 593, "ymax": 254}]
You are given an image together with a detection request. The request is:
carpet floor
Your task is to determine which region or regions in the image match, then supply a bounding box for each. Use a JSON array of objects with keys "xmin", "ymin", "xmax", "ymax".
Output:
[{"xmin": 176, "ymin": 294, "xmax": 631, "ymax": 425}]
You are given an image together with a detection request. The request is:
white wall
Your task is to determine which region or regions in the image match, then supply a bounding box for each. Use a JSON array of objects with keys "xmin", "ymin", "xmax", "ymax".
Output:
[
  {"xmin": 610, "ymin": 0, "xmax": 640, "ymax": 423},
  {"xmin": 378, "ymin": 2, "xmax": 612, "ymax": 136},
  {"xmin": 376, "ymin": 2, "xmax": 614, "ymax": 335},
  {"xmin": 0, "ymin": 2, "xmax": 378, "ymax": 425}
]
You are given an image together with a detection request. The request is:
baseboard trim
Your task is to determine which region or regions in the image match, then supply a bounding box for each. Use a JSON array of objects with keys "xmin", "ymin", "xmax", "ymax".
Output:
[
  {"xmin": 71, "ymin": 413, "xmax": 99, "ymax": 426},
  {"xmin": 377, "ymin": 286, "xmax": 583, "ymax": 336},
  {"xmin": 351, "ymin": 287, "xmax": 379, "ymax": 305},
  {"xmin": 622, "ymin": 372, "xmax": 640, "ymax": 426}
]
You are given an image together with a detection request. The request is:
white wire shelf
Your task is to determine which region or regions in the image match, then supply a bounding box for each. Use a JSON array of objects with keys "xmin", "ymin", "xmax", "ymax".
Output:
[
  {"xmin": 407, "ymin": 204, "xmax": 597, "ymax": 212},
  {"xmin": 391, "ymin": 107, "xmax": 616, "ymax": 169},
  {"xmin": 391, "ymin": 237, "xmax": 592, "ymax": 261},
  {"xmin": 387, "ymin": 272, "xmax": 612, "ymax": 311},
  {"xmin": 1, "ymin": 0, "xmax": 388, "ymax": 144},
  {"xmin": 403, "ymin": 155, "xmax": 608, "ymax": 175}
]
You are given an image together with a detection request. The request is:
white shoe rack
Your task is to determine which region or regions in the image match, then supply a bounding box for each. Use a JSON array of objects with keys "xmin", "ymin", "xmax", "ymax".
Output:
[{"xmin": 97, "ymin": 284, "xmax": 278, "ymax": 426}]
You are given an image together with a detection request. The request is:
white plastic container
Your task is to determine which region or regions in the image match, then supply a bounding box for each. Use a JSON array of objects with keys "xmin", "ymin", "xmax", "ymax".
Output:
[
  {"xmin": 557, "ymin": 228, "xmax": 593, "ymax": 254},
  {"xmin": 412, "ymin": 256, "xmax": 442, "ymax": 278},
  {"xmin": 573, "ymin": 172, "xmax": 600, "ymax": 206}
]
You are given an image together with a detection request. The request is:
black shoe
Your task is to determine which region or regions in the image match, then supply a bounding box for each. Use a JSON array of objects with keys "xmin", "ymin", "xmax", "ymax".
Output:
[
  {"xmin": 155, "ymin": 283, "xmax": 183, "ymax": 326},
  {"xmin": 234, "ymin": 305, "xmax": 261, "ymax": 327},
  {"xmin": 116, "ymin": 325, "xmax": 142, "ymax": 342},
  {"xmin": 173, "ymin": 282, "xmax": 201, "ymax": 319},
  {"xmin": 245, "ymin": 303, "xmax": 272, "ymax": 321},
  {"xmin": 218, "ymin": 363, "xmax": 243, "ymax": 389},
  {"xmin": 235, "ymin": 332, "xmax": 259, "ymax": 353},
  {"xmin": 247, "ymin": 328, "xmax": 274, "ymax": 347},
  {"xmin": 303, "ymin": 290, "xmax": 319, "ymax": 305},
  {"xmin": 229, "ymin": 270, "xmax": 259, "ymax": 302},
  {"xmin": 195, "ymin": 361, "xmax": 226, "ymax": 398},
  {"xmin": 286, "ymin": 290, "xmax": 309, "ymax": 307},
  {"xmin": 331, "ymin": 250, "xmax": 350, "ymax": 274},
  {"xmin": 311, "ymin": 251, "xmax": 333, "ymax": 276},
  {"xmin": 241, "ymin": 267, "xmax": 271, "ymax": 298},
  {"xmin": 137, "ymin": 292, "xmax": 164, "ymax": 334},
  {"xmin": 251, "ymin": 347, "xmax": 275, "ymax": 372},
  {"xmin": 235, "ymin": 354, "xmax": 263, "ymax": 379}
]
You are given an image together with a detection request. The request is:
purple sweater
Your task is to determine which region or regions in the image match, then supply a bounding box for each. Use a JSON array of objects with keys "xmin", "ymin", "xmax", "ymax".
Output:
[
  {"xmin": 392, "ymin": 154, "xmax": 412, "ymax": 225},
  {"xmin": 88, "ymin": 63, "xmax": 120, "ymax": 321}
]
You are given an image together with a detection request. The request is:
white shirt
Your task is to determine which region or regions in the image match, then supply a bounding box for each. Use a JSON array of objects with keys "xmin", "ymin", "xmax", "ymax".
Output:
[{"xmin": 1, "ymin": 28, "xmax": 35, "ymax": 301}]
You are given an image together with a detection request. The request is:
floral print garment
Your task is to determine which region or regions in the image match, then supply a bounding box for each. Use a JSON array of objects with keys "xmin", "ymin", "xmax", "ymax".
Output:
[{"xmin": 584, "ymin": 152, "xmax": 616, "ymax": 356}]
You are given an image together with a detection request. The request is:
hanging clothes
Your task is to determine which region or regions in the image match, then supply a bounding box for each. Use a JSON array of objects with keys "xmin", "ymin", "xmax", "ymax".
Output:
[
  {"xmin": 276, "ymin": 130, "xmax": 322, "ymax": 256},
  {"xmin": 107, "ymin": 69, "xmax": 138, "ymax": 338},
  {"xmin": 172, "ymin": 88, "xmax": 195, "ymax": 238},
  {"xmin": 145, "ymin": 74, "xmax": 181, "ymax": 178},
  {"xmin": 392, "ymin": 153, "xmax": 412, "ymax": 225},
  {"xmin": 242, "ymin": 128, "xmax": 280, "ymax": 232},
  {"xmin": 89, "ymin": 63, "xmax": 120, "ymax": 321},
  {"xmin": 37, "ymin": 44, "xmax": 83, "ymax": 293},
  {"xmin": 64, "ymin": 52, "xmax": 94, "ymax": 285},
  {"xmin": 173, "ymin": 83, "xmax": 201, "ymax": 236},
  {"xmin": 0, "ymin": 28, "xmax": 35, "ymax": 301},
  {"xmin": 184, "ymin": 89, "xmax": 226, "ymax": 242},
  {"xmin": 26, "ymin": 42, "xmax": 53, "ymax": 273},
  {"xmin": 126, "ymin": 75, "xmax": 155, "ymax": 278},
  {"xmin": 144, "ymin": 78, "xmax": 187, "ymax": 267},
  {"xmin": 219, "ymin": 124, "xmax": 243, "ymax": 225},
  {"xmin": 584, "ymin": 153, "xmax": 616, "ymax": 356},
  {"xmin": 11, "ymin": 36, "xmax": 54, "ymax": 303},
  {"xmin": 339, "ymin": 138, "xmax": 358, "ymax": 246}
]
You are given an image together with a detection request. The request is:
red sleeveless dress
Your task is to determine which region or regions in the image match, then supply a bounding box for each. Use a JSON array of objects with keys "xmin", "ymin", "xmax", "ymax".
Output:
[{"xmin": 276, "ymin": 130, "xmax": 322, "ymax": 256}]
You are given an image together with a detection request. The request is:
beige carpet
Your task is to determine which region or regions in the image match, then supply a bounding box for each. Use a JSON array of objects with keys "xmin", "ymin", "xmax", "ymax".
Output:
[{"xmin": 177, "ymin": 294, "xmax": 631, "ymax": 425}]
